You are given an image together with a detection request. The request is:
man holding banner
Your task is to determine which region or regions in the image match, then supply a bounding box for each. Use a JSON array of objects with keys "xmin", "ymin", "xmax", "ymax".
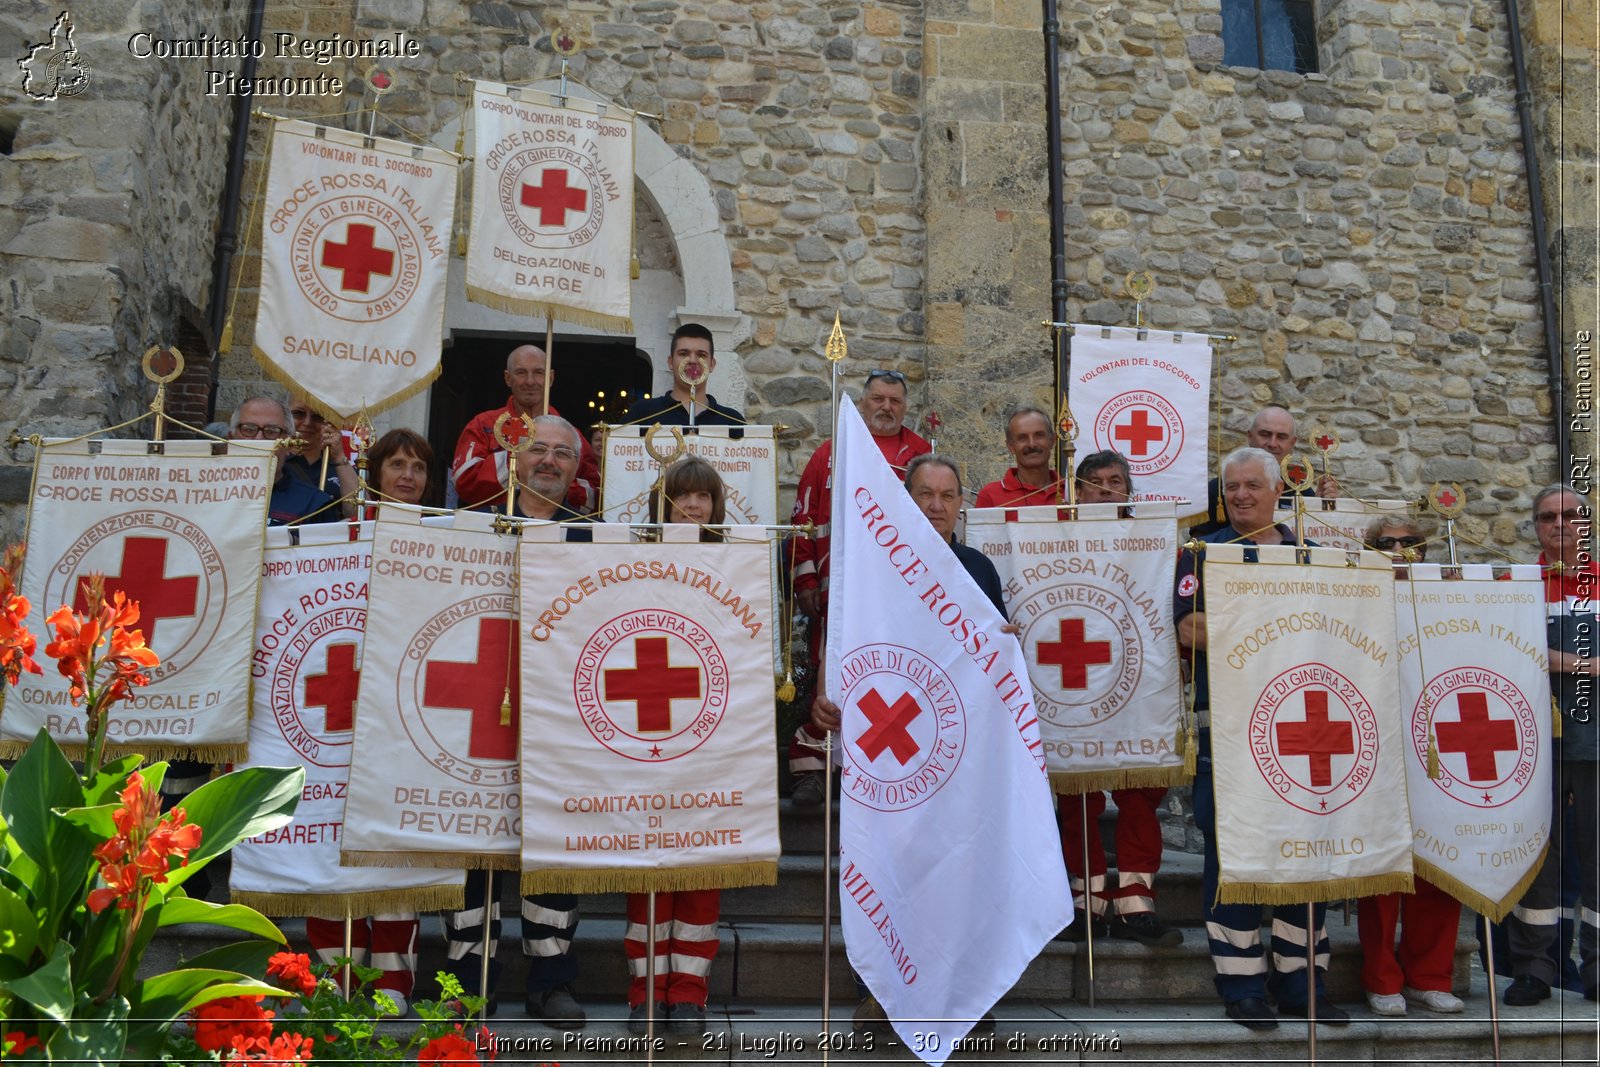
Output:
[
  {"xmin": 1174, "ymin": 446, "xmax": 1345, "ymax": 1030},
  {"xmin": 622, "ymin": 323, "xmax": 745, "ymax": 426},
  {"xmin": 1190, "ymin": 407, "xmax": 1339, "ymax": 537}
]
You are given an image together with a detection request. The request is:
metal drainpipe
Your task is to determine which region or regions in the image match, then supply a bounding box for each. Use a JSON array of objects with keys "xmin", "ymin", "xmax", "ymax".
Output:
[
  {"xmin": 1502, "ymin": 0, "xmax": 1568, "ymax": 468},
  {"xmin": 205, "ymin": 0, "xmax": 268, "ymax": 422},
  {"xmin": 1043, "ymin": 0, "xmax": 1071, "ymax": 475}
]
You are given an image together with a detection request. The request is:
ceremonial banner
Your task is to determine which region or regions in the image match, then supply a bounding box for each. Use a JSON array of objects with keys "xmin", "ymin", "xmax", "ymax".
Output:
[
  {"xmin": 255, "ymin": 118, "xmax": 457, "ymax": 420},
  {"xmin": 1204, "ymin": 545, "xmax": 1414, "ymax": 903},
  {"xmin": 0, "ymin": 440, "xmax": 273, "ymax": 760},
  {"xmin": 827, "ymin": 400, "xmax": 1070, "ymax": 1065},
  {"xmin": 966, "ymin": 504, "xmax": 1185, "ymax": 793},
  {"xmin": 1069, "ymin": 325, "xmax": 1211, "ymax": 515},
  {"xmin": 1272, "ymin": 497, "xmax": 1411, "ymax": 552},
  {"xmin": 601, "ymin": 425, "xmax": 778, "ymax": 524},
  {"xmin": 231, "ymin": 523, "xmax": 461, "ymax": 915},
  {"xmin": 467, "ymin": 81, "xmax": 634, "ymax": 331},
  {"xmin": 1396, "ymin": 565, "xmax": 1551, "ymax": 920},
  {"xmin": 517, "ymin": 524, "xmax": 779, "ymax": 893},
  {"xmin": 341, "ymin": 508, "xmax": 521, "ymax": 869}
]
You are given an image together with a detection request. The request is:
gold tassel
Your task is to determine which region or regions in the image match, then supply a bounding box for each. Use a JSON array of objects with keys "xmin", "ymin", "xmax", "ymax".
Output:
[
  {"xmin": 630, "ymin": 251, "xmax": 641, "ymax": 279},
  {"xmin": 1552, "ymin": 695, "xmax": 1563, "ymax": 740},
  {"xmin": 1183, "ymin": 716, "xmax": 1198, "ymax": 777},
  {"xmin": 219, "ymin": 316, "xmax": 234, "ymax": 352},
  {"xmin": 1427, "ymin": 731, "xmax": 1441, "ymax": 779},
  {"xmin": 775, "ymin": 671, "xmax": 795, "ymax": 703},
  {"xmin": 456, "ymin": 230, "xmax": 468, "ymax": 257},
  {"xmin": 500, "ymin": 687, "xmax": 512, "ymax": 727}
]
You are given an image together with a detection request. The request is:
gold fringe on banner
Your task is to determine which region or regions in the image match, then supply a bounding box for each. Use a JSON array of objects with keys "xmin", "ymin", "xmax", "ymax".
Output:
[
  {"xmin": 1416, "ymin": 850, "xmax": 1547, "ymax": 925},
  {"xmin": 1217, "ymin": 871, "xmax": 1414, "ymax": 907},
  {"xmin": 340, "ymin": 850, "xmax": 518, "ymax": 872},
  {"xmin": 1051, "ymin": 763, "xmax": 1189, "ymax": 795},
  {"xmin": 0, "ymin": 740, "xmax": 247, "ymax": 762},
  {"xmin": 230, "ymin": 884, "xmax": 464, "ymax": 918},
  {"xmin": 520, "ymin": 860, "xmax": 778, "ymax": 896},
  {"xmin": 462, "ymin": 285, "xmax": 633, "ymax": 336},
  {"xmin": 251, "ymin": 345, "xmax": 442, "ymax": 424}
]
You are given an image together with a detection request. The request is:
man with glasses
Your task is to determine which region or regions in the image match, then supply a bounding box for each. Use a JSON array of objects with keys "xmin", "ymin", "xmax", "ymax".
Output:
[
  {"xmin": 622, "ymin": 323, "xmax": 745, "ymax": 426},
  {"xmin": 229, "ymin": 396, "xmax": 337, "ymax": 527},
  {"xmin": 975, "ymin": 406, "xmax": 1064, "ymax": 508},
  {"xmin": 451, "ymin": 344, "xmax": 601, "ymax": 512},
  {"xmin": 285, "ymin": 395, "xmax": 358, "ymax": 517},
  {"xmin": 1190, "ymin": 406, "xmax": 1340, "ymax": 537},
  {"xmin": 787, "ymin": 369, "xmax": 930, "ymax": 806},
  {"xmin": 1504, "ymin": 483, "xmax": 1599, "ymax": 1006}
]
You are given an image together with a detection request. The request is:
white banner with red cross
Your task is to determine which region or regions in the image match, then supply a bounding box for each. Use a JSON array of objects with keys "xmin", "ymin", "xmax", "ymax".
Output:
[
  {"xmin": 341, "ymin": 507, "xmax": 522, "ymax": 870},
  {"xmin": 826, "ymin": 399, "xmax": 1070, "ymax": 1065},
  {"xmin": 1272, "ymin": 497, "xmax": 1412, "ymax": 552},
  {"xmin": 1395, "ymin": 565, "xmax": 1551, "ymax": 920},
  {"xmin": 601, "ymin": 425, "xmax": 779, "ymax": 525},
  {"xmin": 1069, "ymin": 325, "xmax": 1211, "ymax": 516},
  {"xmin": 254, "ymin": 118, "xmax": 457, "ymax": 420},
  {"xmin": 0, "ymin": 439, "xmax": 274, "ymax": 761},
  {"xmin": 1204, "ymin": 545, "xmax": 1415, "ymax": 903},
  {"xmin": 516, "ymin": 524, "xmax": 779, "ymax": 894},
  {"xmin": 466, "ymin": 81, "xmax": 634, "ymax": 332},
  {"xmin": 231, "ymin": 523, "xmax": 461, "ymax": 915},
  {"xmin": 964, "ymin": 504, "xmax": 1185, "ymax": 794}
]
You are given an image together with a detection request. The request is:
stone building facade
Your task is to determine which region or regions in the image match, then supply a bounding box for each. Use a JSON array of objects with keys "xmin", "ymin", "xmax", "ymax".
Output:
[{"xmin": 0, "ymin": 0, "xmax": 1592, "ymax": 547}]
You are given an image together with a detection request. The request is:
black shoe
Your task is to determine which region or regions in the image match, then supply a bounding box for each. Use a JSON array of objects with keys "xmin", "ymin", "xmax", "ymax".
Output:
[
  {"xmin": 671, "ymin": 1002, "xmax": 706, "ymax": 1033},
  {"xmin": 1504, "ymin": 975, "xmax": 1552, "ymax": 1006},
  {"xmin": 791, "ymin": 772, "xmax": 824, "ymax": 807},
  {"xmin": 1109, "ymin": 912, "xmax": 1183, "ymax": 948},
  {"xmin": 628, "ymin": 1001, "xmax": 670, "ymax": 1034},
  {"xmin": 1278, "ymin": 998, "xmax": 1351, "ymax": 1026},
  {"xmin": 1225, "ymin": 997, "xmax": 1278, "ymax": 1031},
  {"xmin": 1060, "ymin": 916, "xmax": 1108, "ymax": 942},
  {"xmin": 528, "ymin": 984, "xmax": 586, "ymax": 1029}
]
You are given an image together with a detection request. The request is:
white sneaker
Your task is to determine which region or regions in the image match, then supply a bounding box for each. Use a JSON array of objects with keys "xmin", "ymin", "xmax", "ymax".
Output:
[
  {"xmin": 373, "ymin": 989, "xmax": 409, "ymax": 1017},
  {"xmin": 1403, "ymin": 986, "xmax": 1463, "ymax": 1013},
  {"xmin": 1366, "ymin": 992, "xmax": 1406, "ymax": 1016}
]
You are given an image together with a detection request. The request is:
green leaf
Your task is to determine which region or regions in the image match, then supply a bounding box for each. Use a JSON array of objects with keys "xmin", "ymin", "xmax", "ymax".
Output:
[
  {"xmin": 177, "ymin": 939, "xmax": 280, "ymax": 977},
  {"xmin": 68, "ymin": 903, "xmax": 125, "ymax": 1001},
  {"xmin": 82, "ymin": 755, "xmax": 147, "ymax": 805},
  {"xmin": 0, "ymin": 729, "xmax": 84, "ymax": 865},
  {"xmin": 57, "ymin": 801, "xmax": 118, "ymax": 842},
  {"xmin": 133, "ymin": 970, "xmax": 285, "ymax": 1020},
  {"xmin": 0, "ymin": 938, "xmax": 72, "ymax": 1021},
  {"xmin": 45, "ymin": 992, "xmax": 127, "ymax": 1065},
  {"xmin": 156, "ymin": 897, "xmax": 286, "ymax": 943},
  {"xmin": 0, "ymin": 884, "xmax": 40, "ymax": 976},
  {"xmin": 161, "ymin": 766, "xmax": 303, "ymax": 889}
]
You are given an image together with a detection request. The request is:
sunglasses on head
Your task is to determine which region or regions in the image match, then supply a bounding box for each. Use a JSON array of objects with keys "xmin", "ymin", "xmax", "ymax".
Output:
[{"xmin": 866, "ymin": 369, "xmax": 907, "ymax": 386}]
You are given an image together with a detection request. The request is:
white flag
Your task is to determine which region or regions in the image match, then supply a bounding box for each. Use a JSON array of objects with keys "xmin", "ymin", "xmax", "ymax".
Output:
[
  {"xmin": 1070, "ymin": 325, "xmax": 1211, "ymax": 515},
  {"xmin": 826, "ymin": 401, "xmax": 1070, "ymax": 1065},
  {"xmin": 255, "ymin": 119, "xmax": 456, "ymax": 420}
]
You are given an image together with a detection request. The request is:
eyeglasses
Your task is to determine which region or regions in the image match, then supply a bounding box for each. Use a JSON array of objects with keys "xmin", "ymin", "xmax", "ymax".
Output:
[
  {"xmin": 1373, "ymin": 536, "xmax": 1423, "ymax": 550},
  {"xmin": 866, "ymin": 369, "xmax": 907, "ymax": 386},
  {"xmin": 526, "ymin": 444, "xmax": 579, "ymax": 462},
  {"xmin": 1535, "ymin": 508, "xmax": 1586, "ymax": 524},
  {"xmin": 288, "ymin": 407, "xmax": 323, "ymax": 423},
  {"xmin": 235, "ymin": 423, "xmax": 287, "ymax": 439}
]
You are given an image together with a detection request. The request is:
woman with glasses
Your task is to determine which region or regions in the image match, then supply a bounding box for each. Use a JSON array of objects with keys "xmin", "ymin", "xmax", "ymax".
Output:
[
  {"xmin": 1356, "ymin": 515, "xmax": 1465, "ymax": 1015},
  {"xmin": 624, "ymin": 456, "xmax": 730, "ymax": 1035}
]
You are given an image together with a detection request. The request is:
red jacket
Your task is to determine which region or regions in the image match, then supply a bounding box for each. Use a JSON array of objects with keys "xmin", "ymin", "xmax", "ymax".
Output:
[
  {"xmin": 451, "ymin": 399, "xmax": 599, "ymax": 511},
  {"xmin": 973, "ymin": 468, "xmax": 1063, "ymax": 509},
  {"xmin": 791, "ymin": 426, "xmax": 930, "ymax": 595},
  {"xmin": 1540, "ymin": 552, "xmax": 1600, "ymax": 604}
]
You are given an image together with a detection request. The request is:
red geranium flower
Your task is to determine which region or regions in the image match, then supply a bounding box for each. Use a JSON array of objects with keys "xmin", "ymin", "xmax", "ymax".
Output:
[
  {"xmin": 225, "ymin": 1031, "xmax": 316, "ymax": 1063},
  {"xmin": 418, "ymin": 1029, "xmax": 481, "ymax": 1064},
  {"xmin": 266, "ymin": 951, "xmax": 319, "ymax": 998},
  {"xmin": 192, "ymin": 995, "xmax": 274, "ymax": 1053},
  {"xmin": 2, "ymin": 1030, "xmax": 43, "ymax": 1057}
]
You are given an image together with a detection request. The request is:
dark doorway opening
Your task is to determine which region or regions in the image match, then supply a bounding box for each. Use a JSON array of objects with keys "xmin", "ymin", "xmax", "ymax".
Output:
[{"xmin": 427, "ymin": 330, "xmax": 653, "ymax": 474}]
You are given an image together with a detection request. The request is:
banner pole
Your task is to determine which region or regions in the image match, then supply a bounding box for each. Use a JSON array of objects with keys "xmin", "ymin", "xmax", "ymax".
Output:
[
  {"xmin": 342, "ymin": 906, "xmax": 353, "ymax": 998},
  {"xmin": 1081, "ymin": 801, "xmax": 1095, "ymax": 1007},
  {"xmin": 478, "ymin": 875, "xmax": 492, "ymax": 1027},
  {"xmin": 645, "ymin": 890, "xmax": 658, "ymax": 1060},
  {"xmin": 543, "ymin": 314, "xmax": 555, "ymax": 417},
  {"xmin": 1306, "ymin": 900, "xmax": 1317, "ymax": 1062},
  {"xmin": 1484, "ymin": 933, "xmax": 1503, "ymax": 1063},
  {"xmin": 821, "ymin": 730, "xmax": 834, "ymax": 1067}
]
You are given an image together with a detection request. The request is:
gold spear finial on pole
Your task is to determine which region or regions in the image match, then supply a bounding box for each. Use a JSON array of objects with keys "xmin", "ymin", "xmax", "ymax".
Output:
[{"xmin": 826, "ymin": 310, "xmax": 848, "ymax": 363}]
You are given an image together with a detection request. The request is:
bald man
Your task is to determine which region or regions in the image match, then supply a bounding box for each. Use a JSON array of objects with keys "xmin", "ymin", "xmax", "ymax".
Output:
[{"xmin": 1189, "ymin": 406, "xmax": 1339, "ymax": 537}]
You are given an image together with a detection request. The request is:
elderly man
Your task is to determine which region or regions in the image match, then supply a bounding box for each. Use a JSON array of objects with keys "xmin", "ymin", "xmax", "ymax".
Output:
[
  {"xmin": 440, "ymin": 414, "xmax": 592, "ymax": 1027},
  {"xmin": 975, "ymin": 406, "xmax": 1063, "ymax": 508},
  {"xmin": 622, "ymin": 323, "xmax": 745, "ymax": 426},
  {"xmin": 787, "ymin": 370, "xmax": 932, "ymax": 805},
  {"xmin": 1503, "ymin": 483, "xmax": 1599, "ymax": 1006},
  {"xmin": 1190, "ymin": 406, "xmax": 1338, "ymax": 537},
  {"xmin": 230, "ymin": 396, "xmax": 337, "ymax": 526},
  {"xmin": 1055, "ymin": 451, "xmax": 1179, "ymax": 947},
  {"xmin": 451, "ymin": 345, "xmax": 600, "ymax": 511},
  {"xmin": 1174, "ymin": 446, "xmax": 1347, "ymax": 1030}
]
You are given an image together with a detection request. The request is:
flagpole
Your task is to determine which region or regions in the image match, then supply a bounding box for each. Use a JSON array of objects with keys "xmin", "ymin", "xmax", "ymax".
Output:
[
  {"xmin": 1080, "ymin": 804, "xmax": 1096, "ymax": 1006},
  {"xmin": 645, "ymin": 891, "xmax": 658, "ymax": 1061},
  {"xmin": 342, "ymin": 906, "xmax": 353, "ymax": 998},
  {"xmin": 1484, "ymin": 932, "xmax": 1503, "ymax": 1064},
  {"xmin": 1282, "ymin": 476, "xmax": 1317, "ymax": 1062},
  {"xmin": 543, "ymin": 314, "xmax": 556, "ymax": 417},
  {"xmin": 819, "ymin": 310, "xmax": 847, "ymax": 1061},
  {"xmin": 478, "ymin": 875, "xmax": 493, "ymax": 1027}
]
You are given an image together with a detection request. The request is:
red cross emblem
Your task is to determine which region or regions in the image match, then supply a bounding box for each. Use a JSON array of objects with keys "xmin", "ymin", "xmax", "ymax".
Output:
[
  {"xmin": 1437, "ymin": 489, "xmax": 1458, "ymax": 509},
  {"xmin": 75, "ymin": 536, "xmax": 199, "ymax": 646},
  {"xmin": 304, "ymin": 642, "xmax": 361, "ymax": 733},
  {"xmin": 855, "ymin": 688, "xmax": 924, "ymax": 764},
  {"xmin": 320, "ymin": 222, "xmax": 395, "ymax": 293},
  {"xmin": 1315, "ymin": 434, "xmax": 1335, "ymax": 451},
  {"xmin": 1112, "ymin": 408, "xmax": 1165, "ymax": 457},
  {"xmin": 520, "ymin": 168, "xmax": 588, "ymax": 226},
  {"xmin": 1036, "ymin": 617, "xmax": 1113, "ymax": 689},
  {"xmin": 422, "ymin": 618, "xmax": 518, "ymax": 760},
  {"xmin": 1436, "ymin": 692, "xmax": 1520, "ymax": 782},
  {"xmin": 1275, "ymin": 691, "xmax": 1355, "ymax": 788},
  {"xmin": 603, "ymin": 636, "xmax": 701, "ymax": 733}
]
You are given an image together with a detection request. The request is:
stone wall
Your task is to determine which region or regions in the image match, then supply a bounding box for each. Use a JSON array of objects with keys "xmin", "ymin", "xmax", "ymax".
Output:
[
  {"xmin": 0, "ymin": 0, "xmax": 241, "ymax": 542},
  {"xmin": 924, "ymin": 0, "xmax": 1562, "ymax": 550}
]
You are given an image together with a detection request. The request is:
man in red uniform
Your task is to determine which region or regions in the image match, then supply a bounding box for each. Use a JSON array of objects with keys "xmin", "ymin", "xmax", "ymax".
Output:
[
  {"xmin": 451, "ymin": 344, "xmax": 600, "ymax": 512},
  {"xmin": 787, "ymin": 370, "xmax": 930, "ymax": 805},
  {"xmin": 1056, "ymin": 450, "xmax": 1180, "ymax": 947},
  {"xmin": 974, "ymin": 406, "xmax": 1063, "ymax": 509}
]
